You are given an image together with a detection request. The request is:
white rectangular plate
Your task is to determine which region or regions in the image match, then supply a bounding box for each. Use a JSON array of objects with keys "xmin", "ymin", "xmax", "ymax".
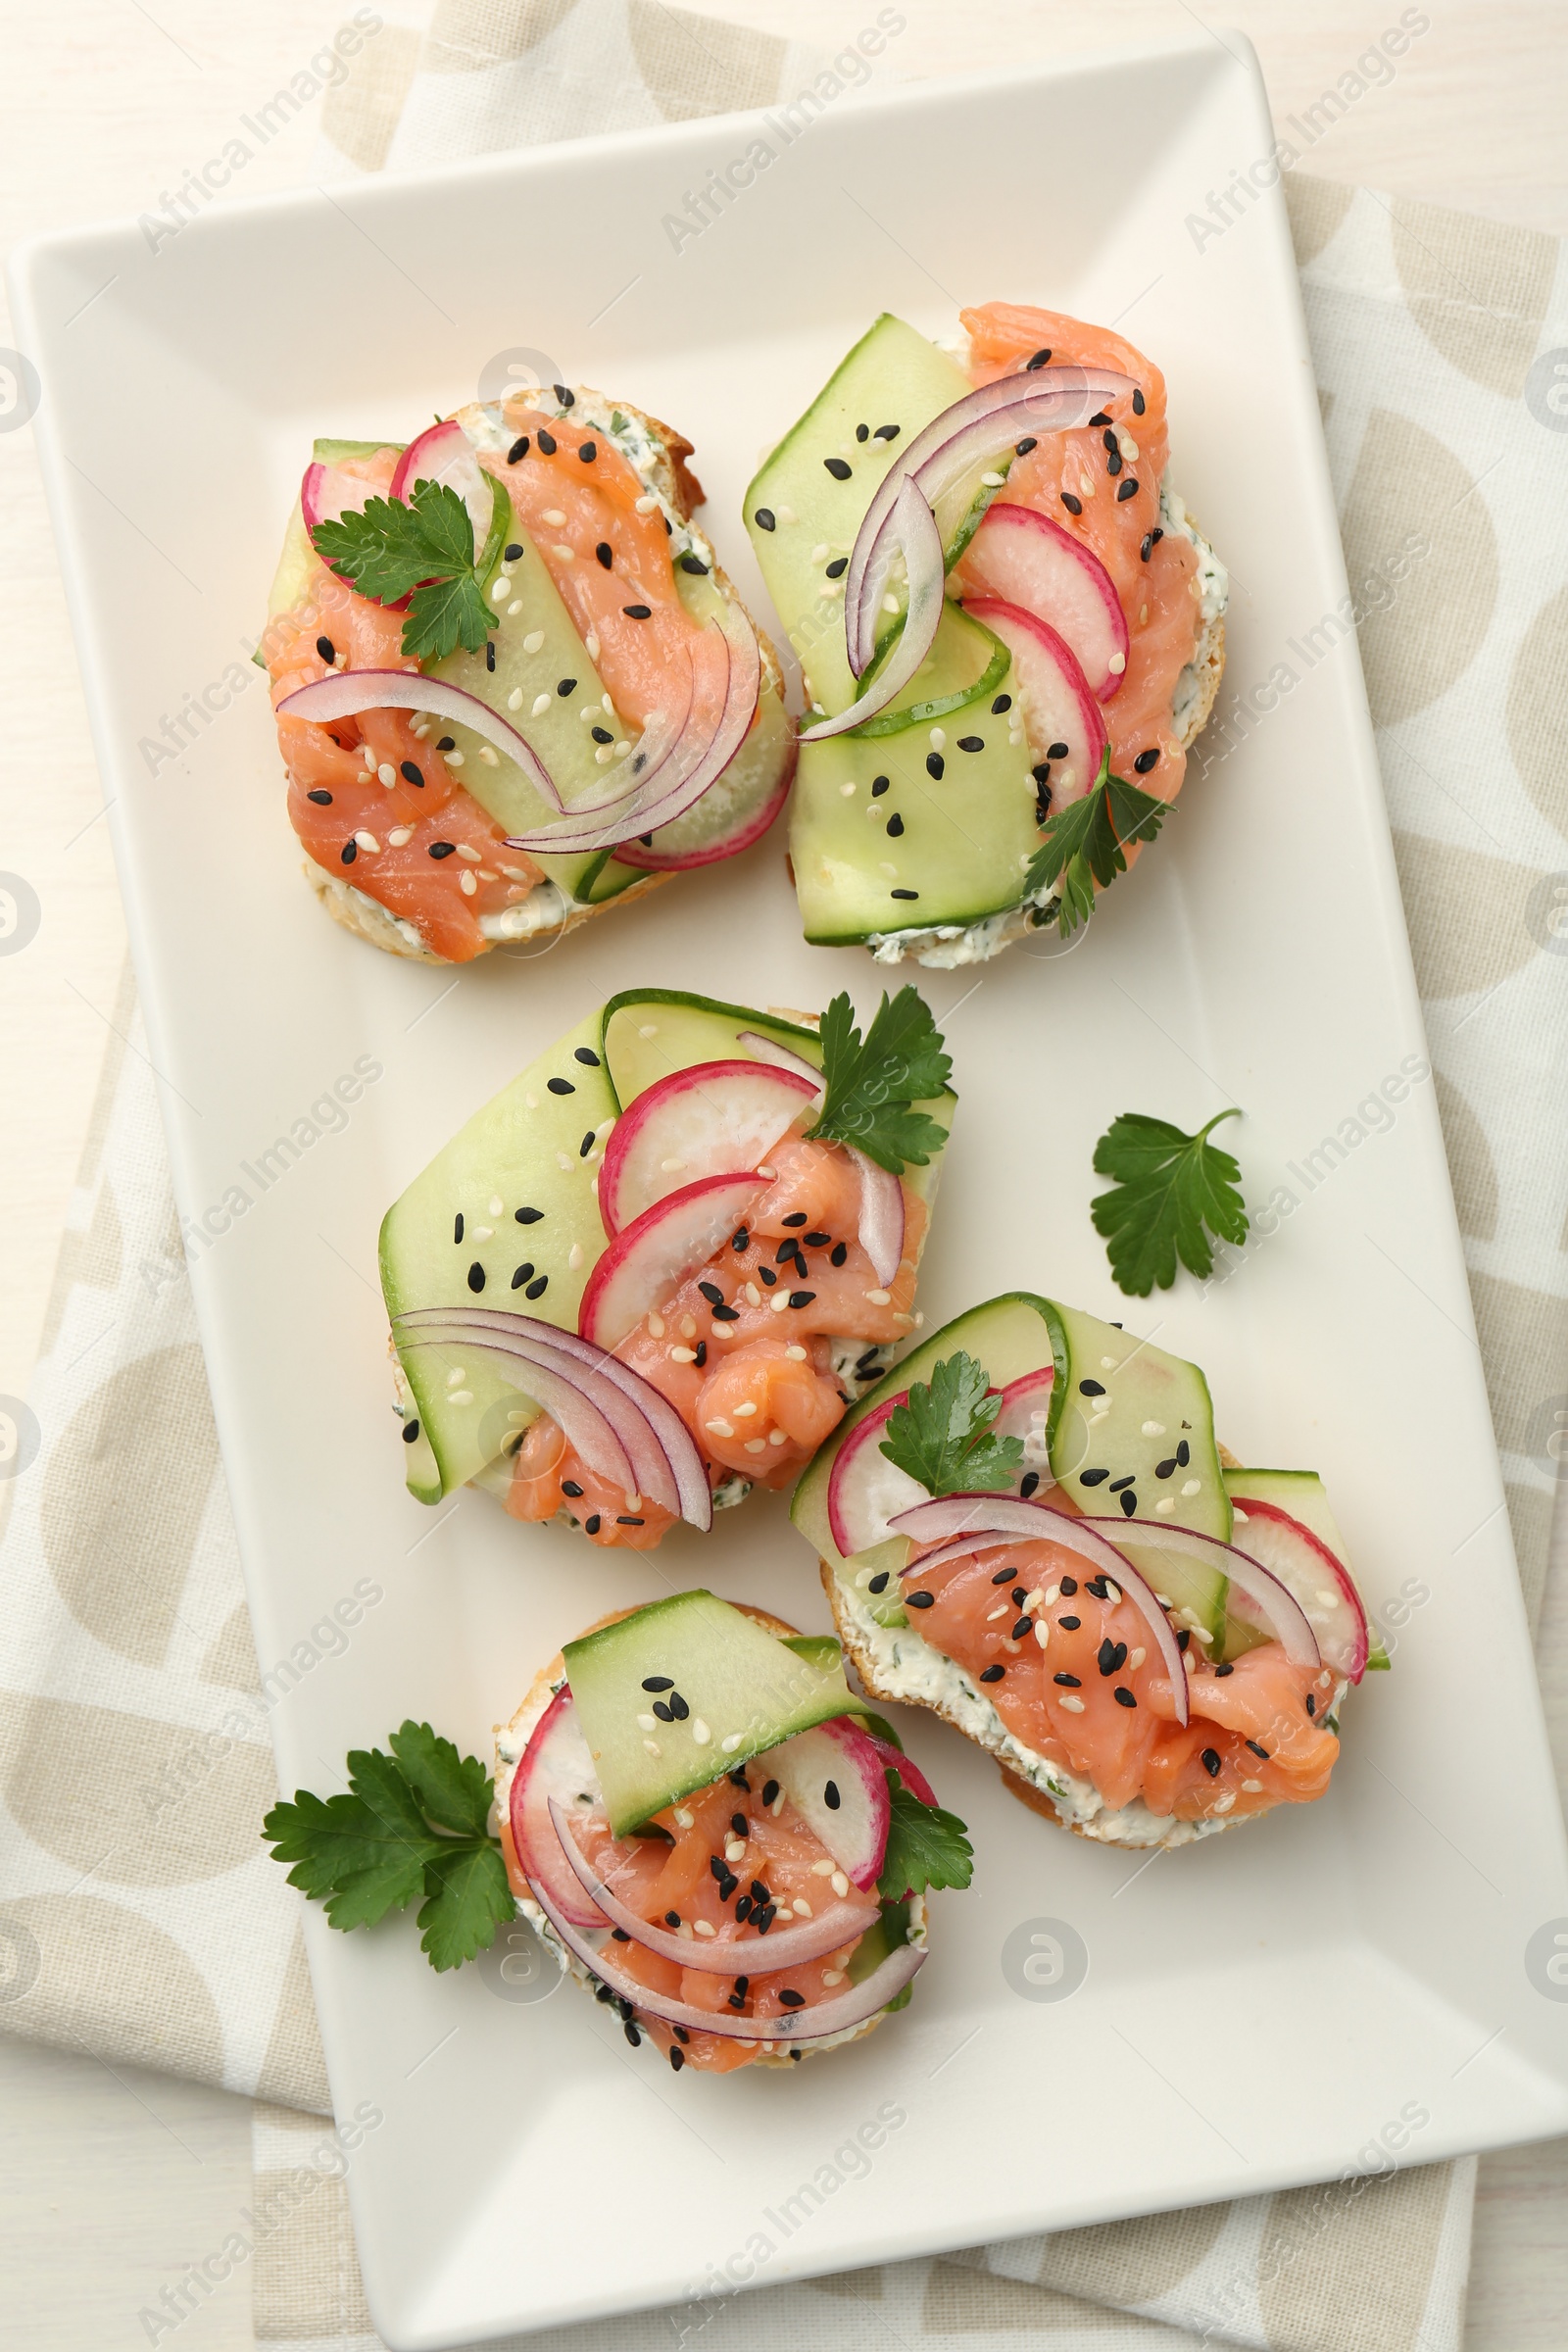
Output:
[{"xmin": 15, "ymin": 37, "xmax": 1568, "ymax": 2350}]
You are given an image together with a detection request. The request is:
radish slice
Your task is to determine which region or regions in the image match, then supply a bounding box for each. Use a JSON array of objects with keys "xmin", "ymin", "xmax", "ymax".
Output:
[
  {"xmin": 528, "ymin": 1866, "xmax": 926, "ymax": 2043},
  {"xmin": 799, "ymin": 481, "xmax": 945, "ymax": 742},
  {"xmin": 1223, "ymin": 1499, "xmax": 1368, "ymax": 1680},
  {"xmin": 548, "ymin": 1799, "xmax": 878, "ymax": 1972},
  {"xmin": 859, "ymin": 1731, "xmax": 937, "ymax": 1808},
  {"xmin": 276, "ymin": 669, "xmax": 576, "ymax": 812},
  {"xmin": 827, "ymin": 1395, "xmax": 927, "ymax": 1557},
  {"xmin": 891, "ymin": 1495, "xmax": 1189, "ymax": 1726},
  {"xmin": 756, "ymin": 1718, "xmax": 890, "ymax": 1889},
  {"xmin": 509, "ymin": 1690, "xmax": 608, "ymax": 1933},
  {"xmin": 736, "ymin": 1030, "xmax": 821, "ymax": 1087},
  {"xmin": 1078, "ymin": 1517, "xmax": 1322, "ymax": 1670},
  {"xmin": 850, "ymin": 1152, "xmax": 906, "ymax": 1287},
  {"xmin": 961, "ymin": 599, "xmax": 1107, "ymax": 810},
  {"xmin": 992, "ymin": 1367, "xmax": 1056, "ymax": 1488},
  {"xmin": 392, "ymin": 1306, "xmax": 710, "ymax": 1528},
  {"xmin": 300, "ymin": 460, "xmax": 378, "ymax": 534},
  {"xmin": 845, "ymin": 365, "xmax": 1134, "ymax": 679},
  {"xmin": 612, "ymin": 729, "xmax": 795, "ymax": 871},
  {"xmin": 597, "ymin": 1060, "xmax": 818, "ymax": 1237},
  {"xmin": 390, "ymin": 418, "xmax": 495, "ymax": 565},
  {"xmin": 506, "ymin": 604, "xmax": 760, "ymax": 853},
  {"xmin": 577, "ymin": 1172, "xmax": 767, "ymax": 1350},
  {"xmin": 956, "ymin": 505, "xmax": 1130, "ymax": 700}
]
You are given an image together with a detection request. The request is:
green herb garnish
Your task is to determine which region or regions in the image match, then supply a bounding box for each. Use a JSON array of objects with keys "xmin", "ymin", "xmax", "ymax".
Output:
[
  {"xmin": 263, "ymin": 1721, "xmax": 513, "ymax": 1973},
  {"xmin": 878, "ymin": 1349, "xmax": 1024, "ymax": 1497},
  {"xmin": 310, "ymin": 478, "xmax": 497, "ymax": 662},
  {"xmin": 877, "ymin": 1770, "xmax": 973, "ymax": 1901},
  {"xmin": 1024, "ymin": 744, "xmax": 1170, "ymax": 935},
  {"xmin": 805, "ymin": 987, "xmax": 951, "ymax": 1173},
  {"xmin": 1091, "ymin": 1107, "xmax": 1248, "ymax": 1296}
]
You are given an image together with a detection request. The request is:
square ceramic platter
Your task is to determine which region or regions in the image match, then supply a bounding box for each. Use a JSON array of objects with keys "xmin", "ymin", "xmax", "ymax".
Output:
[{"xmin": 15, "ymin": 34, "xmax": 1568, "ymax": 2350}]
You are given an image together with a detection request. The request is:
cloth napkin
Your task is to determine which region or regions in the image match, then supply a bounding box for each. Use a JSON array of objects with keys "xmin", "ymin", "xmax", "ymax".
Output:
[{"xmin": 6, "ymin": 5, "xmax": 1568, "ymax": 2346}]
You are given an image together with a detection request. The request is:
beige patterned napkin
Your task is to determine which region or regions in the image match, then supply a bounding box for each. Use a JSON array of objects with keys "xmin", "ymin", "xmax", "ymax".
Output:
[{"xmin": 7, "ymin": 6, "xmax": 1568, "ymax": 2346}]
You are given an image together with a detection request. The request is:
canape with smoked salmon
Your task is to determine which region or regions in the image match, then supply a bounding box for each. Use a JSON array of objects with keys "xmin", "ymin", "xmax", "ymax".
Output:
[
  {"xmin": 261, "ymin": 388, "xmax": 794, "ymax": 963},
  {"xmin": 794, "ymin": 1295, "xmax": 1385, "ymax": 1849},
  {"xmin": 495, "ymin": 1592, "xmax": 971, "ymax": 2072},
  {"xmin": 745, "ymin": 305, "xmax": 1228, "ymax": 963},
  {"xmin": 381, "ymin": 986, "xmax": 953, "ymax": 1548}
]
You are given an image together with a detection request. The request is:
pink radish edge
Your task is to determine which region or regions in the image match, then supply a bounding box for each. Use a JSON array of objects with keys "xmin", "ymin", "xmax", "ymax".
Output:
[
  {"xmin": 956, "ymin": 501, "xmax": 1129, "ymax": 700},
  {"xmin": 963, "ymin": 597, "xmax": 1106, "ymax": 809}
]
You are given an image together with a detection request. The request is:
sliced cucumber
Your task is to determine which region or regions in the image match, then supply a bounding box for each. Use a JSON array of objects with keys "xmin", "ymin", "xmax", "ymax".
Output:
[
  {"xmin": 564, "ymin": 1591, "xmax": 855, "ymax": 1835},
  {"xmin": 378, "ymin": 1010, "xmax": 615, "ymax": 1499},
  {"xmin": 849, "ymin": 606, "xmax": 1009, "ymax": 737},
  {"xmin": 745, "ymin": 315, "xmax": 975, "ymax": 715}
]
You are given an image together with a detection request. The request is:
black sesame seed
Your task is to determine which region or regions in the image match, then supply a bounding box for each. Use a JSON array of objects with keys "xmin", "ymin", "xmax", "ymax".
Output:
[
  {"xmin": 1058, "ymin": 1615, "xmax": 1081, "ymax": 1631},
  {"xmin": 427, "ymin": 841, "xmax": 456, "ymax": 860},
  {"xmin": 1113, "ymin": 1687, "xmax": 1138, "ymax": 1708},
  {"xmin": 577, "ymin": 439, "xmax": 597, "ymax": 463},
  {"xmin": 583, "ymin": 1512, "xmax": 601, "ymax": 1535},
  {"xmin": 1011, "ymin": 1588, "xmax": 1028, "ymax": 1607},
  {"xmin": 436, "ymin": 735, "xmax": 456, "ymax": 751},
  {"xmin": 1025, "ymin": 347, "xmax": 1053, "ymax": 369},
  {"xmin": 591, "ymin": 725, "xmax": 613, "ymax": 744},
  {"xmin": 873, "ymin": 423, "xmax": 901, "ymax": 439},
  {"xmin": 824, "ymin": 556, "xmax": 849, "ymax": 579},
  {"xmin": 728, "ymin": 1770, "xmax": 750, "ymax": 1791},
  {"xmin": 755, "ymin": 1906, "xmax": 776, "ymax": 1934},
  {"xmin": 1079, "ymin": 1468, "xmax": 1109, "ymax": 1487},
  {"xmin": 505, "ymin": 542, "xmax": 523, "ymax": 562},
  {"xmin": 1116, "ymin": 477, "xmax": 1139, "ymax": 502},
  {"xmin": 1048, "ymin": 741, "xmax": 1070, "ymax": 760},
  {"xmin": 802, "ymin": 1231, "xmax": 831, "ymax": 1248},
  {"xmin": 1011, "ymin": 1618, "xmax": 1033, "ymax": 1642},
  {"xmin": 926, "ymin": 753, "xmax": 945, "ymax": 779},
  {"xmin": 668, "ymin": 2043, "xmax": 686, "ymax": 2073},
  {"xmin": 698, "ymin": 1280, "xmax": 725, "ymax": 1306},
  {"xmin": 867, "ymin": 1571, "xmax": 890, "ymax": 1592},
  {"xmin": 693, "ymin": 1343, "xmax": 707, "ymax": 1366},
  {"xmin": 579, "ymin": 1130, "xmax": 595, "ymax": 1156},
  {"xmin": 980, "ymin": 1664, "xmax": 1005, "ymax": 1683},
  {"xmin": 1155, "ymin": 1457, "xmax": 1178, "ymax": 1480},
  {"xmin": 1119, "ymin": 1492, "xmax": 1138, "ymax": 1516},
  {"xmin": 1133, "ymin": 748, "xmax": 1161, "ymax": 773},
  {"xmin": 547, "ymin": 1076, "xmax": 575, "ymax": 1095},
  {"xmin": 466, "ymin": 1261, "xmax": 486, "ymax": 1294},
  {"xmin": 1060, "ymin": 491, "xmax": 1083, "ymax": 514},
  {"xmin": 1201, "ymin": 1747, "xmax": 1222, "ymax": 1778},
  {"xmin": 536, "ymin": 427, "xmax": 557, "ymax": 454},
  {"xmin": 557, "ymin": 677, "xmax": 576, "ymax": 697},
  {"xmin": 306, "ymin": 787, "xmax": 333, "ymax": 805},
  {"xmin": 594, "ymin": 541, "xmax": 612, "ymax": 569},
  {"xmin": 788, "ymin": 1290, "xmax": 815, "ymax": 1309},
  {"xmin": 1176, "ymin": 1628, "xmax": 1191, "ymax": 1651},
  {"xmin": 1214, "ymin": 1662, "xmax": 1235, "ymax": 1678},
  {"xmin": 554, "ymin": 385, "xmax": 574, "ymax": 408},
  {"xmin": 507, "ymin": 435, "xmax": 529, "ymax": 463},
  {"xmin": 750, "ymin": 1880, "xmax": 769, "ymax": 1904},
  {"xmin": 514, "ymin": 1205, "xmax": 542, "ymax": 1226},
  {"xmin": 623, "ymin": 604, "xmax": 653, "ymax": 619},
  {"xmin": 992, "ymin": 1566, "xmax": 1015, "ymax": 1586},
  {"xmin": 710, "ymin": 1303, "xmax": 742, "ymax": 1324},
  {"xmin": 402, "ymin": 1418, "xmax": 420, "ymax": 1443},
  {"xmin": 609, "ymin": 1932, "xmax": 629, "ymax": 1946},
  {"xmin": 735, "ymin": 1895, "xmax": 752, "ymax": 1921},
  {"xmin": 855, "ymin": 422, "xmax": 869, "ymax": 443},
  {"xmin": 1176, "ymin": 1440, "xmax": 1191, "ymax": 1467},
  {"xmin": 782, "ymin": 1212, "xmax": 808, "ymax": 1229},
  {"xmin": 1306, "ymin": 1693, "xmax": 1317, "ymax": 1717},
  {"xmin": 1060, "ymin": 1577, "xmax": 1078, "ymax": 1595},
  {"xmin": 886, "ymin": 812, "xmax": 905, "ymax": 836},
  {"xmin": 830, "ymin": 1242, "xmax": 848, "ymax": 1267},
  {"xmin": 485, "ymin": 640, "xmax": 496, "ymax": 672},
  {"xmin": 526, "ymin": 1274, "xmax": 548, "ymax": 1299},
  {"xmin": 760, "ymin": 1782, "xmax": 779, "ymax": 1808},
  {"xmin": 1247, "ymin": 1740, "xmax": 1270, "ymax": 1760},
  {"xmin": 668, "ymin": 1692, "xmax": 690, "ymax": 1721},
  {"xmin": 1019, "ymin": 1472, "xmax": 1040, "ymax": 1498},
  {"xmin": 623, "ymin": 2022, "xmax": 640, "ymax": 2046},
  {"xmin": 315, "ymin": 634, "xmax": 335, "ymax": 662},
  {"xmin": 1089, "ymin": 412, "xmax": 1110, "ymax": 427},
  {"xmin": 1152, "ymin": 527, "xmax": 1164, "ymax": 546},
  {"xmin": 1080, "ymin": 1378, "xmax": 1106, "ymax": 1396},
  {"xmin": 754, "ymin": 507, "xmax": 775, "ymax": 531},
  {"xmin": 823, "ymin": 1780, "xmax": 841, "ymax": 1811},
  {"xmin": 892, "ymin": 889, "xmax": 919, "ymax": 901},
  {"xmin": 727, "ymin": 1992, "xmax": 744, "ymax": 2008},
  {"xmin": 1014, "ymin": 436, "xmax": 1038, "ymax": 456},
  {"xmin": 871, "ymin": 774, "xmax": 890, "ymax": 797},
  {"xmin": 642, "ymin": 1676, "xmax": 673, "ymax": 1691},
  {"xmin": 823, "ymin": 457, "xmax": 853, "ymax": 480},
  {"xmin": 561, "ymin": 1479, "xmax": 582, "ymax": 1498},
  {"xmin": 340, "ymin": 841, "xmax": 357, "ymax": 864},
  {"xmin": 779, "ymin": 1987, "xmax": 806, "ymax": 2007},
  {"xmin": 652, "ymin": 1701, "xmax": 673, "ymax": 1723},
  {"xmin": 1108, "ymin": 1473, "xmax": 1136, "ymax": 1493},
  {"xmin": 1132, "ymin": 387, "xmax": 1147, "ymax": 416},
  {"xmin": 906, "ymin": 1589, "xmax": 935, "ymax": 1608},
  {"xmin": 1140, "ymin": 533, "xmax": 1154, "ymax": 562},
  {"xmin": 664, "ymin": 1909, "xmax": 680, "ymax": 1927},
  {"xmin": 1054, "ymin": 1673, "xmax": 1082, "ymax": 1688}
]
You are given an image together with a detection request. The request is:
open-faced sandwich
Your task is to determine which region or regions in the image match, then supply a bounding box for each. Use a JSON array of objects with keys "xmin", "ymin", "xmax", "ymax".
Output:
[
  {"xmin": 745, "ymin": 304, "xmax": 1228, "ymax": 964},
  {"xmin": 494, "ymin": 1592, "xmax": 972, "ymax": 2071},
  {"xmin": 382, "ymin": 986, "xmax": 953, "ymax": 1548},
  {"xmin": 795, "ymin": 1294, "xmax": 1385, "ymax": 1848},
  {"xmin": 260, "ymin": 384, "xmax": 794, "ymax": 962}
]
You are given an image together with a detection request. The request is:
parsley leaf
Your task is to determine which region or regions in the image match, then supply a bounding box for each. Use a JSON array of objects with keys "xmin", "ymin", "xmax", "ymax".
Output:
[
  {"xmin": 877, "ymin": 1771, "xmax": 974, "ymax": 1901},
  {"xmin": 1091, "ymin": 1107, "xmax": 1248, "ymax": 1296},
  {"xmin": 310, "ymin": 479, "xmax": 496, "ymax": 662},
  {"xmin": 878, "ymin": 1349, "xmax": 1025, "ymax": 1497},
  {"xmin": 262, "ymin": 1720, "xmax": 512, "ymax": 1973},
  {"xmin": 805, "ymin": 987, "xmax": 952, "ymax": 1173},
  {"xmin": 1024, "ymin": 746, "xmax": 1170, "ymax": 936}
]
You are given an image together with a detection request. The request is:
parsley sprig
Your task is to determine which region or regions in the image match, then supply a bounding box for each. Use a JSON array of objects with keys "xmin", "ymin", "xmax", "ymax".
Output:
[
  {"xmin": 805, "ymin": 987, "xmax": 952, "ymax": 1173},
  {"xmin": 263, "ymin": 1722, "xmax": 513, "ymax": 1973},
  {"xmin": 878, "ymin": 1350, "xmax": 1024, "ymax": 1497},
  {"xmin": 1024, "ymin": 745, "xmax": 1170, "ymax": 935},
  {"xmin": 310, "ymin": 477, "xmax": 499, "ymax": 662},
  {"xmin": 877, "ymin": 1769, "xmax": 973, "ymax": 1901},
  {"xmin": 1091, "ymin": 1107, "xmax": 1249, "ymax": 1296}
]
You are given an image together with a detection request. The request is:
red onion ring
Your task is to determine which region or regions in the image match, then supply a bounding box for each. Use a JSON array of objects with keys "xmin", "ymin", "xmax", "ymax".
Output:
[
  {"xmin": 799, "ymin": 480, "xmax": 945, "ymax": 742},
  {"xmin": 1079, "ymin": 1518, "xmax": 1321, "ymax": 1668}
]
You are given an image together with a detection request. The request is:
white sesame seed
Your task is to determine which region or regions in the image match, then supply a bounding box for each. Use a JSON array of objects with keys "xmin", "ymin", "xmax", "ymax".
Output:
[
  {"xmin": 725, "ymin": 1839, "xmax": 746, "ymax": 1863},
  {"xmin": 567, "ymin": 1243, "xmax": 584, "ymax": 1271},
  {"xmin": 986, "ymin": 1603, "xmax": 1008, "ymax": 1622},
  {"xmin": 768, "ymin": 1430, "xmax": 787, "ymax": 1446},
  {"xmin": 449, "ymin": 1389, "xmax": 473, "ymax": 1406},
  {"xmin": 488, "ymin": 1200, "xmax": 503, "ymax": 1221},
  {"xmin": 1154, "ymin": 1496, "xmax": 1177, "ymax": 1516},
  {"xmin": 839, "ymin": 781, "xmax": 857, "ymax": 798},
  {"xmin": 744, "ymin": 1438, "xmax": 766, "ymax": 1454},
  {"xmin": 387, "ymin": 826, "xmax": 413, "ymax": 847},
  {"xmin": 459, "ymin": 870, "xmax": 476, "ymax": 896},
  {"xmin": 471, "ymin": 1226, "xmax": 493, "ymax": 1242},
  {"xmin": 445, "ymin": 1367, "xmax": 466, "ymax": 1388},
  {"xmin": 1192, "ymin": 1624, "xmax": 1214, "ymax": 1643},
  {"xmin": 810, "ymin": 543, "xmax": 829, "ymax": 563},
  {"xmin": 455, "ymin": 843, "xmax": 482, "ymax": 862},
  {"xmin": 447, "ymin": 750, "xmax": 465, "ymax": 767},
  {"xmin": 770, "ymin": 1790, "xmax": 785, "ymax": 1815},
  {"xmin": 670, "ymin": 1346, "xmax": 697, "ymax": 1364},
  {"xmin": 693, "ymin": 1918, "xmax": 715, "ymax": 1936},
  {"xmin": 634, "ymin": 494, "xmax": 659, "ymax": 514},
  {"xmin": 1119, "ymin": 433, "xmax": 1139, "ymax": 462},
  {"xmin": 928, "ymin": 727, "xmax": 946, "ymax": 751},
  {"xmin": 541, "ymin": 510, "xmax": 565, "ymax": 527},
  {"xmin": 595, "ymin": 746, "xmax": 613, "ymax": 763},
  {"xmin": 706, "ymin": 1419, "xmax": 734, "ymax": 1439},
  {"xmin": 673, "ymin": 1808, "xmax": 693, "ymax": 1828},
  {"xmin": 1107, "ymin": 651, "xmax": 1126, "ymax": 674},
  {"xmin": 553, "ymin": 544, "xmax": 573, "ymax": 562},
  {"xmin": 637, "ymin": 1713, "xmax": 657, "ymax": 1731},
  {"xmin": 1182, "ymin": 1478, "xmax": 1202, "ymax": 1496},
  {"xmin": 792, "ymin": 1898, "xmax": 811, "ymax": 1918},
  {"xmin": 357, "ymin": 771, "xmax": 373, "ymax": 786},
  {"xmin": 810, "ymin": 1858, "xmax": 835, "ymax": 1877},
  {"xmin": 644, "ymin": 1739, "xmax": 662, "ymax": 1756},
  {"xmin": 744, "ymin": 1284, "xmax": 761, "ymax": 1308},
  {"xmin": 720, "ymin": 1734, "xmax": 743, "ymax": 1752},
  {"xmin": 613, "ymin": 739, "xmax": 631, "ymax": 757},
  {"xmin": 733, "ymin": 1401, "xmax": 758, "ymax": 1418},
  {"xmin": 1034, "ymin": 1620, "xmax": 1051, "ymax": 1647},
  {"xmin": 680, "ymin": 1316, "xmax": 697, "ymax": 1338},
  {"xmin": 864, "ymin": 1289, "xmax": 892, "ymax": 1306},
  {"xmin": 376, "ymin": 762, "xmax": 396, "ymax": 786},
  {"xmin": 1059, "ymin": 1693, "xmax": 1086, "ymax": 1713},
  {"xmin": 785, "ymin": 1345, "xmax": 807, "ymax": 1362},
  {"xmin": 1142, "ymin": 1420, "xmax": 1166, "ymax": 1436},
  {"xmin": 882, "ymin": 593, "xmax": 900, "ymax": 613},
  {"xmin": 1242, "ymin": 1780, "xmax": 1263, "ymax": 1794},
  {"xmin": 1043, "ymin": 1586, "xmax": 1060, "ymax": 1606},
  {"xmin": 477, "ymin": 745, "xmax": 500, "ymax": 765},
  {"xmin": 528, "ymin": 694, "xmax": 552, "ymax": 718},
  {"xmin": 1130, "ymin": 1647, "xmax": 1146, "ymax": 1669},
  {"xmin": 522, "ymin": 629, "xmax": 545, "ymax": 653},
  {"xmin": 1316, "ymin": 1590, "xmax": 1341, "ymax": 1608},
  {"xmin": 585, "ymin": 632, "xmax": 600, "ymax": 658},
  {"xmin": 980, "ymin": 469, "xmax": 1004, "ymax": 486},
  {"xmin": 490, "ymin": 578, "xmax": 510, "ymax": 604},
  {"xmin": 831, "ymin": 1871, "xmax": 850, "ymax": 1898},
  {"xmin": 1213, "ymin": 1791, "xmax": 1235, "ymax": 1813},
  {"xmin": 691, "ymin": 1720, "xmax": 710, "ymax": 1745},
  {"xmin": 525, "ymin": 1093, "xmax": 538, "ymax": 1109},
  {"xmin": 770, "ymin": 1295, "xmax": 790, "ymax": 1313},
  {"xmin": 508, "ymin": 599, "xmax": 524, "ymax": 616}
]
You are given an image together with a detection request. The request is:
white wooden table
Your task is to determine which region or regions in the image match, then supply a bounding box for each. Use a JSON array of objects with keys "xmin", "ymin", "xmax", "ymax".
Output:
[{"xmin": 2, "ymin": 5, "xmax": 1564, "ymax": 2343}]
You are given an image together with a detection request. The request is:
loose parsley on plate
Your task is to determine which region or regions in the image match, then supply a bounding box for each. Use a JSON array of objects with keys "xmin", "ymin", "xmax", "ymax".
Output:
[
  {"xmin": 262, "ymin": 1721, "xmax": 513, "ymax": 1973},
  {"xmin": 877, "ymin": 1769, "xmax": 974, "ymax": 1901},
  {"xmin": 1024, "ymin": 745, "xmax": 1169, "ymax": 935},
  {"xmin": 1091, "ymin": 1107, "xmax": 1249, "ymax": 1297},
  {"xmin": 309, "ymin": 477, "xmax": 500, "ymax": 663},
  {"xmin": 805, "ymin": 986, "xmax": 952, "ymax": 1173},
  {"xmin": 878, "ymin": 1349, "xmax": 1025, "ymax": 1497}
]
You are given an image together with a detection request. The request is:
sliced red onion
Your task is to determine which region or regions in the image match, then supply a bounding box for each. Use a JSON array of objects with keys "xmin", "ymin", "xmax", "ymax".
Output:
[
  {"xmin": 799, "ymin": 481, "xmax": 945, "ymax": 742},
  {"xmin": 393, "ymin": 1305, "xmax": 710, "ymax": 1530},
  {"xmin": 390, "ymin": 418, "xmax": 495, "ymax": 562},
  {"xmin": 1079, "ymin": 1518, "xmax": 1321, "ymax": 1669},
  {"xmin": 505, "ymin": 604, "xmax": 760, "ymax": 853},
  {"xmin": 890, "ymin": 1494, "xmax": 1188, "ymax": 1726},
  {"xmin": 276, "ymin": 669, "xmax": 578, "ymax": 812},
  {"xmin": 528, "ymin": 1863, "xmax": 926, "ymax": 2043},
  {"xmin": 845, "ymin": 365, "xmax": 1134, "ymax": 678},
  {"xmin": 858, "ymin": 1731, "xmax": 937, "ymax": 1808},
  {"xmin": 733, "ymin": 1031, "xmax": 906, "ymax": 1284},
  {"xmin": 509, "ymin": 1689, "xmax": 607, "ymax": 1932},
  {"xmin": 549, "ymin": 1798, "xmax": 877, "ymax": 1974}
]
